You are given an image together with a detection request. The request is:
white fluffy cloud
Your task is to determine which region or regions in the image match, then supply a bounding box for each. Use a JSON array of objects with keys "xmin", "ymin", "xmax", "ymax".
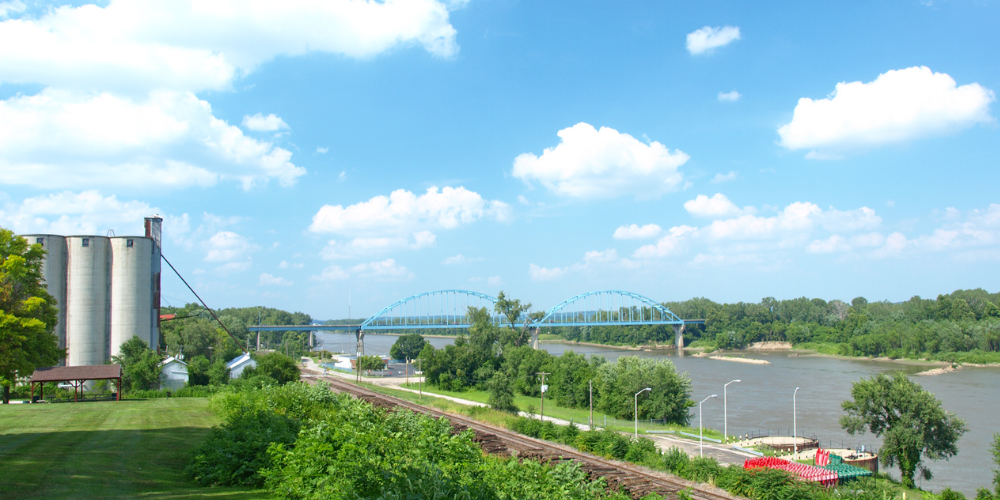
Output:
[
  {"xmin": 0, "ymin": 90, "xmax": 304, "ymax": 190},
  {"xmin": 613, "ymin": 223, "xmax": 662, "ymax": 240},
  {"xmin": 442, "ymin": 254, "xmax": 482, "ymax": 265},
  {"xmin": 512, "ymin": 123, "xmax": 688, "ymax": 199},
  {"xmin": 684, "ymin": 194, "xmax": 755, "ymax": 218},
  {"xmin": 315, "ymin": 258, "xmax": 413, "ymax": 280},
  {"xmin": 528, "ymin": 249, "xmax": 628, "ymax": 281},
  {"xmin": 634, "ymin": 225, "xmax": 697, "ymax": 259},
  {"xmin": 778, "ymin": 66, "xmax": 995, "ymax": 155},
  {"xmin": 686, "ymin": 26, "xmax": 741, "ymax": 55},
  {"xmin": 0, "ymin": 0, "xmax": 460, "ymax": 94},
  {"xmin": 711, "ymin": 171, "xmax": 738, "ymax": 183},
  {"xmin": 630, "ymin": 200, "xmax": 887, "ymax": 263},
  {"xmin": 717, "ymin": 90, "xmax": 741, "ymax": 102},
  {"xmin": 321, "ymin": 231, "xmax": 436, "ymax": 259},
  {"xmin": 242, "ymin": 113, "xmax": 289, "ymax": 132},
  {"xmin": 259, "ymin": 273, "xmax": 292, "ymax": 286},
  {"xmin": 528, "ymin": 263, "xmax": 567, "ymax": 281},
  {"xmin": 204, "ymin": 231, "xmax": 257, "ymax": 263},
  {"xmin": 310, "ymin": 186, "xmax": 511, "ymax": 236},
  {"xmin": 0, "ymin": 190, "xmax": 165, "ymax": 235}
]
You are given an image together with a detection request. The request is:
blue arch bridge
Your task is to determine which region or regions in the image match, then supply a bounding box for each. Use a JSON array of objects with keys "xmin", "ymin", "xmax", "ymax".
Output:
[{"xmin": 248, "ymin": 289, "xmax": 704, "ymax": 356}]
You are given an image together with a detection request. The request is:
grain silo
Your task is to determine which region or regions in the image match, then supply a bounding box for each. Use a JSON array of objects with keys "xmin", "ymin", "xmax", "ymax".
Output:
[
  {"xmin": 110, "ymin": 236, "xmax": 154, "ymax": 356},
  {"xmin": 66, "ymin": 235, "xmax": 111, "ymax": 366},
  {"xmin": 22, "ymin": 235, "xmax": 68, "ymax": 363}
]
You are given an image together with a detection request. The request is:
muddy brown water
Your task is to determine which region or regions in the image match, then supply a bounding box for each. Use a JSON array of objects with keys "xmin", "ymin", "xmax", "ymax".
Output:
[{"xmin": 316, "ymin": 332, "xmax": 998, "ymax": 496}]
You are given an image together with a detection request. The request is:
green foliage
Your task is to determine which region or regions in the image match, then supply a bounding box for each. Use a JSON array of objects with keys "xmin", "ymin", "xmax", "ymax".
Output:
[
  {"xmin": 595, "ymin": 355, "xmax": 693, "ymax": 424},
  {"xmin": 113, "ymin": 336, "xmax": 162, "ymax": 391},
  {"xmin": 243, "ymin": 352, "xmax": 299, "ymax": 384},
  {"xmin": 0, "ymin": 227, "xmax": 62, "ymax": 403},
  {"xmin": 487, "ymin": 369, "xmax": 519, "ymax": 413},
  {"xmin": 207, "ymin": 357, "xmax": 231, "ymax": 385},
  {"xmin": 262, "ymin": 396, "xmax": 622, "ymax": 500},
  {"xmin": 356, "ymin": 354, "xmax": 386, "ymax": 374},
  {"xmin": 389, "ymin": 333, "xmax": 429, "ymax": 361},
  {"xmin": 188, "ymin": 382, "xmax": 344, "ymax": 487},
  {"xmin": 188, "ymin": 404, "xmax": 300, "ymax": 487},
  {"xmin": 992, "ymin": 432, "xmax": 1000, "ymax": 496},
  {"xmin": 841, "ymin": 372, "xmax": 968, "ymax": 487},
  {"xmin": 187, "ymin": 355, "xmax": 210, "ymax": 386}
]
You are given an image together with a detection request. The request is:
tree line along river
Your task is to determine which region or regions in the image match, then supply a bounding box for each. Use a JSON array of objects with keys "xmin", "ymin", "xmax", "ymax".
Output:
[{"xmin": 315, "ymin": 331, "xmax": 999, "ymax": 497}]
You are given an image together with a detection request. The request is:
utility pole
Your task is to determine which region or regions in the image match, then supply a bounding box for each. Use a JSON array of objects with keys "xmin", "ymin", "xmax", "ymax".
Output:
[
  {"xmin": 405, "ymin": 358, "xmax": 409, "ymax": 387},
  {"xmin": 589, "ymin": 379, "xmax": 594, "ymax": 429},
  {"xmin": 537, "ymin": 372, "xmax": 550, "ymax": 421},
  {"xmin": 414, "ymin": 358, "xmax": 423, "ymax": 400}
]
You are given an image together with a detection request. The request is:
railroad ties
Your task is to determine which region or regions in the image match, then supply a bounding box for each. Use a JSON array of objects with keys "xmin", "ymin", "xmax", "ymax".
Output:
[{"xmin": 311, "ymin": 374, "xmax": 736, "ymax": 500}]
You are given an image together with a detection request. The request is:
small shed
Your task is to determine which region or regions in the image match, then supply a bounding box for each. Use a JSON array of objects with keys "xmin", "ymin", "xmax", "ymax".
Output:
[
  {"xmin": 227, "ymin": 352, "xmax": 256, "ymax": 379},
  {"xmin": 159, "ymin": 357, "xmax": 189, "ymax": 391},
  {"xmin": 30, "ymin": 365, "xmax": 123, "ymax": 402}
]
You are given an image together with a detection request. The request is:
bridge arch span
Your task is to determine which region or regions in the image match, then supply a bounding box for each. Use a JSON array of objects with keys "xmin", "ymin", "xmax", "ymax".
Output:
[
  {"xmin": 533, "ymin": 290, "xmax": 683, "ymax": 327},
  {"xmin": 360, "ymin": 289, "xmax": 504, "ymax": 330}
]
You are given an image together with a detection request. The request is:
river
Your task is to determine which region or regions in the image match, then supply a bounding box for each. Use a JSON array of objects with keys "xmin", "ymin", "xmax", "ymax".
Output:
[{"xmin": 314, "ymin": 332, "xmax": 998, "ymax": 496}]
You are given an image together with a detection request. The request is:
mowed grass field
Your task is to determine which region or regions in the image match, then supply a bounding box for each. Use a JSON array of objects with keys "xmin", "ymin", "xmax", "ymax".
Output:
[{"xmin": 0, "ymin": 398, "xmax": 271, "ymax": 500}]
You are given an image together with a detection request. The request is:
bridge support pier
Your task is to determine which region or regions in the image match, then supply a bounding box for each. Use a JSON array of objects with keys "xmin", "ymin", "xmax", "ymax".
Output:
[
  {"xmin": 356, "ymin": 329, "xmax": 364, "ymax": 357},
  {"xmin": 673, "ymin": 324, "xmax": 685, "ymax": 350},
  {"xmin": 530, "ymin": 327, "xmax": 539, "ymax": 350}
]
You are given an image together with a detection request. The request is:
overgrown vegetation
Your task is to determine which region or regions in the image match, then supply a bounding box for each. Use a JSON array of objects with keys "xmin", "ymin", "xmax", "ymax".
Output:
[{"xmin": 188, "ymin": 381, "xmax": 647, "ymax": 499}]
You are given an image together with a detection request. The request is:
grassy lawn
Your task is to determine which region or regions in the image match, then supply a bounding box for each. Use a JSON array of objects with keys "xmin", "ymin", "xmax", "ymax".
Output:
[
  {"xmin": 0, "ymin": 398, "xmax": 271, "ymax": 500},
  {"xmin": 396, "ymin": 383, "xmax": 726, "ymax": 441}
]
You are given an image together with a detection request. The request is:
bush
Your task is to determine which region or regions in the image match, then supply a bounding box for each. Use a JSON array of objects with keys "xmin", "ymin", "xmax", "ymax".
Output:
[
  {"xmin": 242, "ymin": 352, "xmax": 300, "ymax": 384},
  {"xmin": 187, "ymin": 408, "xmax": 300, "ymax": 487},
  {"xmin": 187, "ymin": 382, "xmax": 345, "ymax": 487}
]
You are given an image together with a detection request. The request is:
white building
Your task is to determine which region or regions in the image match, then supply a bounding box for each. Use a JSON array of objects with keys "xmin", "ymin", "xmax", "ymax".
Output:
[
  {"xmin": 227, "ymin": 352, "xmax": 256, "ymax": 379},
  {"xmin": 159, "ymin": 356, "xmax": 188, "ymax": 391}
]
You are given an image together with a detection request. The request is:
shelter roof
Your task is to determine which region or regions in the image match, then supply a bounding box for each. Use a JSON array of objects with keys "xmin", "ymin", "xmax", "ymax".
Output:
[{"xmin": 30, "ymin": 365, "xmax": 122, "ymax": 382}]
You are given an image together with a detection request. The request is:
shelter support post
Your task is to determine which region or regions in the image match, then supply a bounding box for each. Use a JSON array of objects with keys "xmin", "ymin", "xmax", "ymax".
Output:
[{"xmin": 673, "ymin": 324, "xmax": 685, "ymax": 350}]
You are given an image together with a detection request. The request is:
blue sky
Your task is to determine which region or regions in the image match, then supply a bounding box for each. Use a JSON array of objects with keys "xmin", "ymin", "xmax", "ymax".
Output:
[{"xmin": 1, "ymin": 0, "xmax": 998, "ymax": 320}]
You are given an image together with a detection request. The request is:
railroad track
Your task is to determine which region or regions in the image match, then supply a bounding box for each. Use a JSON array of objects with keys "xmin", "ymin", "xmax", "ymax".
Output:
[{"xmin": 305, "ymin": 372, "xmax": 738, "ymax": 500}]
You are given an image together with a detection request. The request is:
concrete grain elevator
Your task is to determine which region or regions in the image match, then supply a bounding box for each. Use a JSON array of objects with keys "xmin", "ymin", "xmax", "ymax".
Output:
[{"xmin": 24, "ymin": 217, "xmax": 162, "ymax": 366}]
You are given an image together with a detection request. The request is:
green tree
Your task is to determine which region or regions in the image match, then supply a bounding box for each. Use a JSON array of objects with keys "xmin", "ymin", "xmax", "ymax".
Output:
[
  {"xmin": 245, "ymin": 352, "xmax": 300, "ymax": 384},
  {"xmin": 356, "ymin": 355, "xmax": 385, "ymax": 375},
  {"xmin": 389, "ymin": 333, "xmax": 429, "ymax": 361},
  {"xmin": 980, "ymin": 433, "xmax": 1000, "ymax": 499},
  {"xmin": 0, "ymin": 229, "xmax": 62, "ymax": 404},
  {"xmin": 595, "ymin": 355, "xmax": 692, "ymax": 424},
  {"xmin": 188, "ymin": 355, "xmax": 211, "ymax": 386},
  {"xmin": 486, "ymin": 369, "xmax": 518, "ymax": 413},
  {"xmin": 495, "ymin": 290, "xmax": 532, "ymax": 346},
  {"xmin": 208, "ymin": 358, "xmax": 231, "ymax": 385},
  {"xmin": 112, "ymin": 336, "xmax": 161, "ymax": 391},
  {"xmin": 840, "ymin": 372, "xmax": 968, "ymax": 487}
]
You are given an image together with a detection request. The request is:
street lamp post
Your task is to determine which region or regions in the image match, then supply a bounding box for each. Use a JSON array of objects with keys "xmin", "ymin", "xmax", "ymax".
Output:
[
  {"xmin": 699, "ymin": 394, "xmax": 718, "ymax": 457},
  {"xmin": 634, "ymin": 388, "xmax": 651, "ymax": 438},
  {"xmin": 724, "ymin": 379, "xmax": 741, "ymax": 444},
  {"xmin": 793, "ymin": 387, "xmax": 800, "ymax": 457}
]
